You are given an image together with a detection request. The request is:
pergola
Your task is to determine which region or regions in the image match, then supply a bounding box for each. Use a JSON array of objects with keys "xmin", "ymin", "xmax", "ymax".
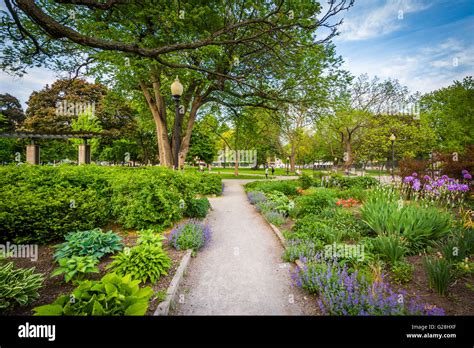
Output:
[{"xmin": 0, "ymin": 131, "xmax": 103, "ymax": 164}]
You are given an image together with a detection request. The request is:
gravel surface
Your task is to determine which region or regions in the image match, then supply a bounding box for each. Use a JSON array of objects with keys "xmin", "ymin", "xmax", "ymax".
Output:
[{"xmin": 172, "ymin": 179, "xmax": 311, "ymax": 315}]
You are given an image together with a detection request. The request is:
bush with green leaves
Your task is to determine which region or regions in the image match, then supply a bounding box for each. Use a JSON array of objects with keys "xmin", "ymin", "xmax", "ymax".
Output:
[
  {"xmin": 51, "ymin": 256, "xmax": 99, "ymax": 283},
  {"xmin": 53, "ymin": 229, "xmax": 123, "ymax": 261},
  {"xmin": 291, "ymin": 215, "xmax": 344, "ymax": 244},
  {"xmin": 283, "ymin": 239, "xmax": 324, "ymax": 262},
  {"xmin": 0, "ymin": 262, "xmax": 44, "ymax": 311},
  {"xmin": 300, "ymin": 173, "xmax": 314, "ymax": 189},
  {"xmin": 265, "ymin": 191, "xmax": 294, "ymax": 216},
  {"xmin": 326, "ymin": 174, "xmax": 378, "ymax": 189},
  {"xmin": 107, "ymin": 245, "xmax": 172, "ymax": 284},
  {"xmin": 33, "ymin": 273, "xmax": 153, "ymax": 316},
  {"xmin": 198, "ymin": 174, "xmax": 222, "ymax": 195},
  {"xmin": 247, "ymin": 191, "xmax": 266, "ymax": 205},
  {"xmin": 244, "ymin": 180, "xmax": 300, "ymax": 196},
  {"xmin": 371, "ymin": 235, "xmax": 408, "ymax": 264},
  {"xmin": 293, "ymin": 188, "xmax": 337, "ymax": 217},
  {"xmin": 184, "ymin": 198, "xmax": 211, "ymax": 219},
  {"xmin": 169, "ymin": 220, "xmax": 211, "ymax": 252},
  {"xmin": 0, "ymin": 185, "xmax": 109, "ymax": 244},
  {"xmin": 137, "ymin": 229, "xmax": 166, "ymax": 247},
  {"xmin": 424, "ymin": 257, "xmax": 452, "ymax": 296}
]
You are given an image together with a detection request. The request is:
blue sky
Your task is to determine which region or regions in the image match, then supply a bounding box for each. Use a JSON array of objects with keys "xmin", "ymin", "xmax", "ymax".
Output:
[{"xmin": 0, "ymin": 0, "xmax": 473, "ymax": 108}]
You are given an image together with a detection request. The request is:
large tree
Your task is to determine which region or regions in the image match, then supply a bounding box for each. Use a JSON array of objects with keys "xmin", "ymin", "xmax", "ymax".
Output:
[{"xmin": 1, "ymin": 0, "xmax": 354, "ymax": 168}]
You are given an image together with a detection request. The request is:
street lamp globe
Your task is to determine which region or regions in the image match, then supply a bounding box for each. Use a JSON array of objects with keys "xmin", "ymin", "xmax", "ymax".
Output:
[
  {"xmin": 390, "ymin": 133, "xmax": 396, "ymax": 142},
  {"xmin": 171, "ymin": 76, "xmax": 183, "ymax": 98}
]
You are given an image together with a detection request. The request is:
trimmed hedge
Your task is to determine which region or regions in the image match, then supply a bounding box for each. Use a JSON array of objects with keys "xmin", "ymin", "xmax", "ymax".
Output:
[{"xmin": 0, "ymin": 165, "xmax": 222, "ymax": 243}]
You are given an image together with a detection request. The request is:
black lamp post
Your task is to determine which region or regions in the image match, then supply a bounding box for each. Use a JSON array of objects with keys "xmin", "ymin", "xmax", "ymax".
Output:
[
  {"xmin": 286, "ymin": 156, "xmax": 290, "ymax": 176},
  {"xmin": 390, "ymin": 133, "xmax": 396, "ymax": 180},
  {"xmin": 171, "ymin": 76, "xmax": 184, "ymax": 170}
]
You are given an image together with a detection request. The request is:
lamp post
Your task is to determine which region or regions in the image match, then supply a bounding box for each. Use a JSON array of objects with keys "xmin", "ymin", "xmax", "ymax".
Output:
[
  {"xmin": 286, "ymin": 156, "xmax": 290, "ymax": 176},
  {"xmin": 390, "ymin": 133, "xmax": 396, "ymax": 180},
  {"xmin": 171, "ymin": 76, "xmax": 184, "ymax": 170}
]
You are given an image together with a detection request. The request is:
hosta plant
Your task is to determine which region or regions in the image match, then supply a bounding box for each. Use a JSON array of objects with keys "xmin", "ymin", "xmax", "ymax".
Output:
[
  {"xmin": 33, "ymin": 273, "xmax": 153, "ymax": 316},
  {"xmin": 51, "ymin": 255, "xmax": 99, "ymax": 283},
  {"xmin": 107, "ymin": 245, "xmax": 172, "ymax": 284},
  {"xmin": 53, "ymin": 229, "xmax": 123, "ymax": 261},
  {"xmin": 137, "ymin": 229, "xmax": 166, "ymax": 247},
  {"xmin": 0, "ymin": 262, "xmax": 44, "ymax": 311}
]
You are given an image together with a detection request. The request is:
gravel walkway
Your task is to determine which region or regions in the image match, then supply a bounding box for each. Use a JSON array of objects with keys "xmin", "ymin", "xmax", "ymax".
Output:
[{"xmin": 172, "ymin": 179, "xmax": 310, "ymax": 315}]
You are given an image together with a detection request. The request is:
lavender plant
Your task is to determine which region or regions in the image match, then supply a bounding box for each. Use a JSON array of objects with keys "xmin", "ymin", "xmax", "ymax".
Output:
[
  {"xmin": 247, "ymin": 191, "xmax": 266, "ymax": 205},
  {"xmin": 293, "ymin": 256, "xmax": 444, "ymax": 316},
  {"xmin": 168, "ymin": 220, "xmax": 211, "ymax": 252}
]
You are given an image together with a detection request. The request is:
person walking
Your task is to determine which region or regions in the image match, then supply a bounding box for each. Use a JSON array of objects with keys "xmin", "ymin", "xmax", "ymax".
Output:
[
  {"xmin": 265, "ymin": 166, "xmax": 269, "ymax": 179},
  {"xmin": 271, "ymin": 166, "xmax": 275, "ymax": 177}
]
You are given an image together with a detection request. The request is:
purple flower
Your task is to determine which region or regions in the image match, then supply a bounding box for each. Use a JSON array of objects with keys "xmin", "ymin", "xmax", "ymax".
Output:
[
  {"xmin": 462, "ymin": 169, "xmax": 469, "ymax": 175},
  {"xmin": 447, "ymin": 184, "xmax": 458, "ymax": 192},
  {"xmin": 441, "ymin": 175, "xmax": 449, "ymax": 180},
  {"xmin": 460, "ymin": 184, "xmax": 469, "ymax": 192},
  {"xmin": 436, "ymin": 179, "xmax": 446, "ymax": 187},
  {"xmin": 403, "ymin": 176, "xmax": 414, "ymax": 183},
  {"xmin": 412, "ymin": 172, "xmax": 418, "ymax": 177},
  {"xmin": 424, "ymin": 184, "xmax": 432, "ymax": 191},
  {"xmin": 423, "ymin": 175, "xmax": 431, "ymax": 181},
  {"xmin": 464, "ymin": 173, "xmax": 472, "ymax": 180},
  {"xmin": 413, "ymin": 180, "xmax": 421, "ymax": 191}
]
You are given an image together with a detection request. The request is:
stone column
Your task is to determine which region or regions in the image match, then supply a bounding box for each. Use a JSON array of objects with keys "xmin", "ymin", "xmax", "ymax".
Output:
[
  {"xmin": 78, "ymin": 139, "xmax": 91, "ymax": 164},
  {"xmin": 26, "ymin": 143, "xmax": 40, "ymax": 165}
]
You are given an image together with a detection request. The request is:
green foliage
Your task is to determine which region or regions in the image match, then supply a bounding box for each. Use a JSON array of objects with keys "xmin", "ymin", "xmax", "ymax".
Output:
[
  {"xmin": 326, "ymin": 174, "xmax": 379, "ymax": 189},
  {"xmin": 0, "ymin": 262, "xmax": 44, "ymax": 311},
  {"xmin": 107, "ymin": 245, "xmax": 172, "ymax": 284},
  {"xmin": 137, "ymin": 229, "xmax": 166, "ymax": 247},
  {"xmin": 294, "ymin": 188, "xmax": 337, "ymax": 217},
  {"xmin": 361, "ymin": 190, "xmax": 453, "ymax": 252},
  {"xmin": 424, "ymin": 257, "xmax": 452, "ymax": 296},
  {"xmin": 300, "ymin": 173, "xmax": 314, "ymax": 189},
  {"xmin": 335, "ymin": 187, "xmax": 367, "ymax": 202},
  {"xmin": 265, "ymin": 191, "xmax": 294, "ymax": 216},
  {"xmin": 0, "ymin": 166, "xmax": 222, "ymax": 243},
  {"xmin": 391, "ymin": 261, "xmax": 414, "ymax": 284},
  {"xmin": 197, "ymin": 174, "xmax": 222, "ymax": 195},
  {"xmin": 51, "ymin": 256, "xmax": 99, "ymax": 283},
  {"xmin": 371, "ymin": 235, "xmax": 407, "ymax": 264},
  {"xmin": 244, "ymin": 180, "xmax": 300, "ymax": 196},
  {"xmin": 184, "ymin": 198, "xmax": 211, "ymax": 219},
  {"xmin": 53, "ymin": 229, "xmax": 123, "ymax": 261},
  {"xmin": 33, "ymin": 273, "xmax": 153, "ymax": 316},
  {"xmin": 0, "ymin": 184, "xmax": 109, "ymax": 244}
]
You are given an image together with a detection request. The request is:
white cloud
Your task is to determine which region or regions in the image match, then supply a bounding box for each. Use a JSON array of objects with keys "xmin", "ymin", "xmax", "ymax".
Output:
[
  {"xmin": 345, "ymin": 38, "xmax": 474, "ymax": 93},
  {"xmin": 337, "ymin": 0, "xmax": 431, "ymax": 41}
]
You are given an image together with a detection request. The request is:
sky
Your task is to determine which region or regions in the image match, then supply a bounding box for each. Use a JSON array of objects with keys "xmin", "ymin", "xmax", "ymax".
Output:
[{"xmin": 0, "ymin": 0, "xmax": 473, "ymax": 109}]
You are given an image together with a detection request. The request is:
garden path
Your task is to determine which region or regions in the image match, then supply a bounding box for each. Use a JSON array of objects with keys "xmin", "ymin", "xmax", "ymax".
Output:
[{"xmin": 172, "ymin": 179, "xmax": 309, "ymax": 315}]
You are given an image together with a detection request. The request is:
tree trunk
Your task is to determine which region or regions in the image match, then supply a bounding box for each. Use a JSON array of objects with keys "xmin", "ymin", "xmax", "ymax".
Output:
[{"xmin": 178, "ymin": 97, "xmax": 202, "ymax": 168}]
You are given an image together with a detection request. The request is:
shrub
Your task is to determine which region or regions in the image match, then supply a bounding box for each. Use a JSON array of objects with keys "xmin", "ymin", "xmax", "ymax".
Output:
[
  {"xmin": 300, "ymin": 173, "xmax": 314, "ymax": 189},
  {"xmin": 53, "ymin": 229, "xmax": 123, "ymax": 261},
  {"xmin": 424, "ymin": 257, "xmax": 452, "ymax": 296},
  {"xmin": 198, "ymin": 174, "xmax": 222, "ymax": 195},
  {"xmin": 33, "ymin": 273, "xmax": 153, "ymax": 316},
  {"xmin": 291, "ymin": 215, "xmax": 344, "ymax": 244},
  {"xmin": 326, "ymin": 174, "xmax": 378, "ymax": 189},
  {"xmin": 247, "ymin": 191, "xmax": 266, "ymax": 205},
  {"xmin": 264, "ymin": 211, "xmax": 286, "ymax": 226},
  {"xmin": 51, "ymin": 256, "xmax": 99, "ymax": 283},
  {"xmin": 265, "ymin": 191, "xmax": 294, "ymax": 216},
  {"xmin": 391, "ymin": 261, "xmax": 414, "ymax": 284},
  {"xmin": 371, "ymin": 235, "xmax": 408, "ymax": 264},
  {"xmin": 0, "ymin": 262, "xmax": 44, "ymax": 311},
  {"xmin": 0, "ymin": 185, "xmax": 109, "ymax": 244},
  {"xmin": 137, "ymin": 229, "xmax": 166, "ymax": 247},
  {"xmin": 244, "ymin": 180, "xmax": 300, "ymax": 196},
  {"xmin": 184, "ymin": 198, "xmax": 211, "ymax": 219},
  {"xmin": 294, "ymin": 188, "xmax": 337, "ymax": 217},
  {"xmin": 294, "ymin": 258, "xmax": 444, "ymax": 315},
  {"xmin": 169, "ymin": 220, "xmax": 211, "ymax": 252},
  {"xmin": 108, "ymin": 245, "xmax": 172, "ymax": 284},
  {"xmin": 283, "ymin": 240, "xmax": 324, "ymax": 262}
]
